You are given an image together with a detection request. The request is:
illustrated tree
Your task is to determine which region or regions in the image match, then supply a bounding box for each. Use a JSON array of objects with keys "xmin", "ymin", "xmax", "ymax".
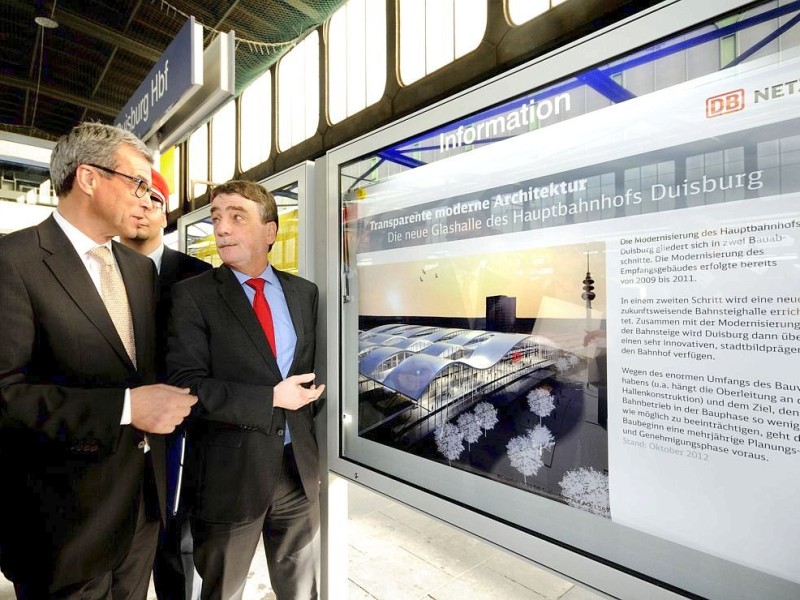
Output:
[
  {"xmin": 457, "ymin": 412, "xmax": 482, "ymax": 450},
  {"xmin": 555, "ymin": 356, "xmax": 570, "ymax": 373},
  {"xmin": 527, "ymin": 387, "xmax": 555, "ymax": 423},
  {"xmin": 528, "ymin": 424, "xmax": 555, "ymax": 451},
  {"xmin": 506, "ymin": 432, "xmax": 544, "ymax": 484},
  {"xmin": 558, "ymin": 467, "xmax": 610, "ymax": 518},
  {"xmin": 473, "ymin": 401, "xmax": 499, "ymax": 437},
  {"xmin": 434, "ymin": 422, "xmax": 465, "ymax": 465}
]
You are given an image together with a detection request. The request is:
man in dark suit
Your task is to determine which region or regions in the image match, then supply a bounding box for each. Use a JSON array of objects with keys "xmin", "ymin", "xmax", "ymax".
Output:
[
  {"xmin": 121, "ymin": 168, "xmax": 211, "ymax": 600},
  {"xmin": 0, "ymin": 122, "xmax": 197, "ymax": 600},
  {"xmin": 167, "ymin": 180, "xmax": 324, "ymax": 600}
]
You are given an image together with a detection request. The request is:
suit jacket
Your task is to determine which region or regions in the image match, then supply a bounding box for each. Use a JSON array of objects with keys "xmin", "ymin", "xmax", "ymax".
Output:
[
  {"xmin": 156, "ymin": 247, "xmax": 212, "ymax": 378},
  {"xmin": 167, "ymin": 264, "xmax": 320, "ymax": 524},
  {"xmin": 0, "ymin": 215, "xmax": 166, "ymax": 588},
  {"xmin": 155, "ymin": 247, "xmax": 211, "ymax": 516}
]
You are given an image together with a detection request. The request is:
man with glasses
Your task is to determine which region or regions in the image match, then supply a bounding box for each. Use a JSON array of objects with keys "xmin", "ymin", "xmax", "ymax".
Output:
[
  {"xmin": 121, "ymin": 169, "xmax": 211, "ymax": 600},
  {"xmin": 0, "ymin": 122, "xmax": 197, "ymax": 599}
]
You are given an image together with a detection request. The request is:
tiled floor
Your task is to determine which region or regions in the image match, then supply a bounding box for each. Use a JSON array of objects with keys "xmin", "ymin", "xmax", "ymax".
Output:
[
  {"xmin": 0, "ymin": 483, "xmax": 607, "ymax": 600},
  {"xmin": 340, "ymin": 483, "xmax": 606, "ymax": 600}
]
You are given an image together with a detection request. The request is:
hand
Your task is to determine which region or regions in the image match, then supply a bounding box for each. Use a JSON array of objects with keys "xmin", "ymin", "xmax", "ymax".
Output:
[
  {"xmin": 273, "ymin": 373, "xmax": 325, "ymax": 411},
  {"xmin": 130, "ymin": 384, "xmax": 198, "ymax": 434}
]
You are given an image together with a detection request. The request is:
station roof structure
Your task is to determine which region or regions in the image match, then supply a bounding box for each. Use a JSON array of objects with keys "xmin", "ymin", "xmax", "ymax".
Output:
[{"xmin": 1, "ymin": 0, "xmax": 346, "ymax": 141}]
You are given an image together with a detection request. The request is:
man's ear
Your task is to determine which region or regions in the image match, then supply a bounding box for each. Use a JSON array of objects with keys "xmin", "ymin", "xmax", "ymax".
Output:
[
  {"xmin": 74, "ymin": 164, "xmax": 98, "ymax": 197},
  {"xmin": 266, "ymin": 220, "xmax": 278, "ymax": 244}
]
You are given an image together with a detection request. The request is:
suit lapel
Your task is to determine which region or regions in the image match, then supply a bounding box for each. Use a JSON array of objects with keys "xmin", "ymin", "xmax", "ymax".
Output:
[
  {"xmin": 38, "ymin": 217, "xmax": 134, "ymax": 369},
  {"xmin": 216, "ymin": 266, "xmax": 283, "ymax": 380},
  {"xmin": 159, "ymin": 246, "xmax": 180, "ymax": 288}
]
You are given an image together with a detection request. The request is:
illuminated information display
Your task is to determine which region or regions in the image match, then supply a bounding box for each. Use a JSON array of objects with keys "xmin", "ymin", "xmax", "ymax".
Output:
[{"xmin": 336, "ymin": 2, "xmax": 800, "ymax": 597}]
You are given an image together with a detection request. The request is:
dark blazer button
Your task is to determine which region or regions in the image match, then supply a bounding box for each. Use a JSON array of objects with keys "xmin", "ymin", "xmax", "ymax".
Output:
[{"xmin": 276, "ymin": 428, "xmax": 284, "ymax": 437}]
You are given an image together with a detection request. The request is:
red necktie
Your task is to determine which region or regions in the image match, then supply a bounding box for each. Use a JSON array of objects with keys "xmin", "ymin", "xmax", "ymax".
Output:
[{"xmin": 246, "ymin": 278, "xmax": 276, "ymax": 356}]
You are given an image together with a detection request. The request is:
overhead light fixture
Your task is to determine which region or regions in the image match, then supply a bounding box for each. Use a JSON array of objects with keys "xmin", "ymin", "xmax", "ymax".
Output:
[
  {"xmin": 30, "ymin": 2, "xmax": 59, "ymax": 135},
  {"xmin": 34, "ymin": 16, "xmax": 59, "ymax": 29}
]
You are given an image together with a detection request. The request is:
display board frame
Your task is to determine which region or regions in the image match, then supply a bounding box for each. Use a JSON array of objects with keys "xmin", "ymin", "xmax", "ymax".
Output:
[{"xmin": 322, "ymin": 1, "xmax": 800, "ymax": 598}]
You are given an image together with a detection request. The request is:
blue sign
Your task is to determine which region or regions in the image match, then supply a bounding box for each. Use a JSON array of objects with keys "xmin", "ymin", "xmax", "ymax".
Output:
[{"xmin": 114, "ymin": 17, "xmax": 202, "ymax": 140}]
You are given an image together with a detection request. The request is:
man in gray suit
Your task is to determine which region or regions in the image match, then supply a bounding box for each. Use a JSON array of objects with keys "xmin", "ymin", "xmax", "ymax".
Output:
[
  {"xmin": 167, "ymin": 180, "xmax": 323, "ymax": 600},
  {"xmin": 0, "ymin": 122, "xmax": 197, "ymax": 599}
]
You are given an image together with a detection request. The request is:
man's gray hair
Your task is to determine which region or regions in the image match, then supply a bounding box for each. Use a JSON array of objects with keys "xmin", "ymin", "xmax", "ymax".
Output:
[{"xmin": 50, "ymin": 122, "xmax": 153, "ymax": 196}]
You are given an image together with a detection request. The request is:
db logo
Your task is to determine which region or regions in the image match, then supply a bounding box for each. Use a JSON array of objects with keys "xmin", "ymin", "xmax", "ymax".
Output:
[{"xmin": 706, "ymin": 89, "xmax": 745, "ymax": 118}]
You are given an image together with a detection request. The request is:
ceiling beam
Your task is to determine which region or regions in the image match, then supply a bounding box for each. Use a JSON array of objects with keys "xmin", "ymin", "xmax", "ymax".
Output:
[
  {"xmin": 212, "ymin": 0, "xmax": 243, "ymax": 29},
  {"xmin": 229, "ymin": 5, "xmax": 284, "ymax": 36},
  {"xmin": 54, "ymin": 8, "xmax": 162, "ymax": 61},
  {"xmin": 283, "ymin": 0, "xmax": 324, "ymax": 21},
  {"xmin": 205, "ymin": 0, "xmax": 242, "ymax": 45},
  {"xmin": 81, "ymin": 0, "xmax": 147, "ymax": 123},
  {"xmin": 0, "ymin": 74, "xmax": 119, "ymax": 116}
]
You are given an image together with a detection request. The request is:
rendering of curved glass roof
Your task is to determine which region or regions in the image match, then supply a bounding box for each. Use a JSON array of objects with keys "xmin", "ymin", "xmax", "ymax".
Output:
[{"xmin": 359, "ymin": 324, "xmax": 557, "ymax": 401}]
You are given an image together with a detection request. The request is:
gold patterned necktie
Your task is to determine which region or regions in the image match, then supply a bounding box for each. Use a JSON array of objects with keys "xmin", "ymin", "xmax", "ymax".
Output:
[{"xmin": 88, "ymin": 246, "xmax": 137, "ymax": 367}]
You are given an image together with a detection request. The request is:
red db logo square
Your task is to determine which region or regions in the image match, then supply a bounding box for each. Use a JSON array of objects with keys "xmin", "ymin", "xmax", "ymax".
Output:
[{"xmin": 706, "ymin": 89, "xmax": 745, "ymax": 118}]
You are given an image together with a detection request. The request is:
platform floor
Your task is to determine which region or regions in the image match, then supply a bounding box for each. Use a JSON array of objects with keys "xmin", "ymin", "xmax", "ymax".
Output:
[{"xmin": 0, "ymin": 483, "xmax": 608, "ymax": 600}]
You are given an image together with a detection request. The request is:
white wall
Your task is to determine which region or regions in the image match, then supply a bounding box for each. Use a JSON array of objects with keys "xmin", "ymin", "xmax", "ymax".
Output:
[{"xmin": 0, "ymin": 201, "xmax": 54, "ymax": 234}]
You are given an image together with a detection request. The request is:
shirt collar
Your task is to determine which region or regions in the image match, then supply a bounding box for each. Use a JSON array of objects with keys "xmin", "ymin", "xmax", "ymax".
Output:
[
  {"xmin": 148, "ymin": 243, "xmax": 165, "ymax": 273},
  {"xmin": 53, "ymin": 209, "xmax": 112, "ymax": 257},
  {"xmin": 231, "ymin": 263, "xmax": 276, "ymax": 287}
]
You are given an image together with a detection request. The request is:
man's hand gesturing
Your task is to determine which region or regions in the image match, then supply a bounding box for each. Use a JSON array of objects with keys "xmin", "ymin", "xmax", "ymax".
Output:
[{"xmin": 273, "ymin": 373, "xmax": 325, "ymax": 411}]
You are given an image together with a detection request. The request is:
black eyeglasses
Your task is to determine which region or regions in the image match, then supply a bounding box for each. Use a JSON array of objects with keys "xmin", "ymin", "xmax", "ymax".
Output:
[
  {"xmin": 86, "ymin": 163, "xmax": 153, "ymax": 199},
  {"xmin": 146, "ymin": 195, "xmax": 165, "ymax": 212}
]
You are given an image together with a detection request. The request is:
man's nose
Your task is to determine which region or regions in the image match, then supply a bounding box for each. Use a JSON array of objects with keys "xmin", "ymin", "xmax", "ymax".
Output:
[
  {"xmin": 214, "ymin": 218, "xmax": 230, "ymax": 235},
  {"xmin": 139, "ymin": 193, "xmax": 155, "ymax": 211}
]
